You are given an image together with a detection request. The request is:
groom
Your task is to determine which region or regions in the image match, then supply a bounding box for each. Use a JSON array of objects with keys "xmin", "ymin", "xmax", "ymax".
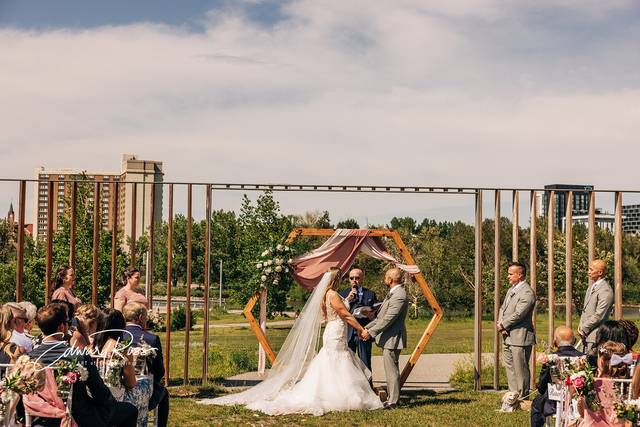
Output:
[{"xmin": 362, "ymin": 267, "xmax": 409, "ymax": 409}]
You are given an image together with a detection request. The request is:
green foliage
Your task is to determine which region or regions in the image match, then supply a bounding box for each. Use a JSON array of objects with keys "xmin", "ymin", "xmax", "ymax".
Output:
[{"xmin": 171, "ymin": 305, "xmax": 195, "ymax": 331}]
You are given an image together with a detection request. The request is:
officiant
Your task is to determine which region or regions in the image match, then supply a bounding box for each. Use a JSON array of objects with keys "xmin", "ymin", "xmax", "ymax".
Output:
[{"xmin": 341, "ymin": 268, "xmax": 378, "ymax": 370}]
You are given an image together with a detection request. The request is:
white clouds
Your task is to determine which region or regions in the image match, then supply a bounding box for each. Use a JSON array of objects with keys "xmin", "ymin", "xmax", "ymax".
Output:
[{"xmin": 0, "ymin": 0, "xmax": 639, "ymax": 223}]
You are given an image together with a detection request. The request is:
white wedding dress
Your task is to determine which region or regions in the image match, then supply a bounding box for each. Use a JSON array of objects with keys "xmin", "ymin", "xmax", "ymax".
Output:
[{"xmin": 199, "ymin": 272, "xmax": 383, "ymax": 416}]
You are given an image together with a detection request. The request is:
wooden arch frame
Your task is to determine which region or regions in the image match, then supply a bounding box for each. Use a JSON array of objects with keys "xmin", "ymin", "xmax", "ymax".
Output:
[{"xmin": 243, "ymin": 227, "xmax": 444, "ymax": 387}]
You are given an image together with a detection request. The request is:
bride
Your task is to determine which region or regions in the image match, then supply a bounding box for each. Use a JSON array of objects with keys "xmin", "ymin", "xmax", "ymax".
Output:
[{"xmin": 199, "ymin": 267, "xmax": 383, "ymax": 415}]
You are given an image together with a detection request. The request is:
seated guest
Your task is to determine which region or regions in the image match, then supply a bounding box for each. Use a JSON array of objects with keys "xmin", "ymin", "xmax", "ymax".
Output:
[
  {"xmin": 587, "ymin": 320, "xmax": 628, "ymax": 367},
  {"xmin": 6, "ymin": 302, "xmax": 33, "ymax": 352},
  {"xmin": 17, "ymin": 301, "xmax": 38, "ymax": 339},
  {"xmin": 0, "ymin": 306, "xmax": 24, "ymax": 374},
  {"xmin": 50, "ymin": 265, "xmax": 81, "ymax": 308},
  {"xmin": 95, "ymin": 308, "xmax": 151, "ymax": 426},
  {"xmin": 531, "ymin": 326, "xmax": 584, "ymax": 427},
  {"xmin": 29, "ymin": 303, "xmax": 138, "ymax": 427},
  {"xmin": 114, "ymin": 268, "xmax": 148, "ymax": 311},
  {"xmin": 579, "ymin": 341, "xmax": 630, "ymax": 427},
  {"xmin": 123, "ymin": 302, "xmax": 169, "ymax": 427},
  {"xmin": 72, "ymin": 304, "xmax": 102, "ymax": 349}
]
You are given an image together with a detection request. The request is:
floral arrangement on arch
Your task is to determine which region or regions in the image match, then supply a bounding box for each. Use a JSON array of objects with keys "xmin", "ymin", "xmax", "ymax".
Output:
[
  {"xmin": 536, "ymin": 353, "xmax": 600, "ymax": 411},
  {"xmin": 256, "ymin": 244, "xmax": 293, "ymax": 289}
]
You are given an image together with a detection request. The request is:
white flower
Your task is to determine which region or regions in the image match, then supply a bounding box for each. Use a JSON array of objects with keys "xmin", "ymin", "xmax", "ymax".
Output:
[
  {"xmin": 275, "ymin": 266, "xmax": 282, "ymax": 273},
  {"xmin": 276, "ymin": 244, "xmax": 284, "ymax": 251},
  {"xmin": 265, "ymin": 268, "xmax": 272, "ymax": 274},
  {"xmin": 261, "ymin": 275, "xmax": 267, "ymax": 282},
  {"xmin": 261, "ymin": 250, "xmax": 269, "ymax": 257},
  {"xmin": 256, "ymin": 263, "xmax": 263, "ymax": 269},
  {"xmin": 284, "ymin": 246, "xmax": 290, "ymax": 251},
  {"xmin": 275, "ymin": 258, "xmax": 282, "ymax": 265},
  {"xmin": 285, "ymin": 267, "xmax": 289, "ymax": 273},
  {"xmin": 266, "ymin": 260, "xmax": 273, "ymax": 266},
  {"xmin": 273, "ymin": 279, "xmax": 279, "ymax": 284},
  {"xmin": 288, "ymin": 258, "xmax": 293, "ymax": 264}
]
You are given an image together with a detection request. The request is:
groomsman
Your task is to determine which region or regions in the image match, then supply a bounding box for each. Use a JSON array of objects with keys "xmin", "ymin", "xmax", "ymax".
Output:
[
  {"xmin": 497, "ymin": 262, "xmax": 536, "ymax": 403},
  {"xmin": 578, "ymin": 259, "xmax": 614, "ymax": 353},
  {"xmin": 341, "ymin": 268, "xmax": 377, "ymax": 371}
]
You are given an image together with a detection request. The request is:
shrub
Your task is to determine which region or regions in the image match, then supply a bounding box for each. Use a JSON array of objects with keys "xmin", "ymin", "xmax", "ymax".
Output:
[{"xmin": 171, "ymin": 305, "xmax": 195, "ymax": 331}]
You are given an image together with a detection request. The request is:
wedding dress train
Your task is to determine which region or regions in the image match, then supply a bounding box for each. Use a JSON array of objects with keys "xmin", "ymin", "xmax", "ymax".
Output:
[{"xmin": 199, "ymin": 272, "xmax": 383, "ymax": 416}]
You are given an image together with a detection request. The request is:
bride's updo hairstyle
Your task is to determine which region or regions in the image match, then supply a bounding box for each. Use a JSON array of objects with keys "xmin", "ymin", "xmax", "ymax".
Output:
[{"xmin": 321, "ymin": 267, "xmax": 342, "ymax": 320}]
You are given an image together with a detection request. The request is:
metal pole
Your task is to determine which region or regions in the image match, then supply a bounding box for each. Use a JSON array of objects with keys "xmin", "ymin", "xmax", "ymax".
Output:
[
  {"xmin": 184, "ymin": 184, "xmax": 192, "ymax": 385},
  {"xmin": 474, "ymin": 190, "xmax": 483, "ymax": 391},
  {"xmin": 130, "ymin": 182, "xmax": 137, "ymax": 267},
  {"xmin": 92, "ymin": 180, "xmax": 101, "ymax": 306},
  {"xmin": 110, "ymin": 181, "xmax": 119, "ymax": 308},
  {"xmin": 15, "ymin": 181, "xmax": 26, "ymax": 301},
  {"xmin": 565, "ymin": 191, "xmax": 573, "ymax": 327},
  {"xmin": 512, "ymin": 190, "xmax": 519, "ymax": 261},
  {"xmin": 548, "ymin": 191, "xmax": 555, "ymax": 346},
  {"xmin": 165, "ymin": 184, "xmax": 173, "ymax": 387},
  {"xmin": 203, "ymin": 185, "xmax": 211, "ymax": 384},
  {"xmin": 70, "ymin": 181, "xmax": 77, "ymax": 270},
  {"xmin": 219, "ymin": 260, "xmax": 223, "ymax": 308},
  {"xmin": 588, "ymin": 192, "xmax": 596, "ymax": 272},
  {"xmin": 147, "ymin": 182, "xmax": 156, "ymax": 309},
  {"xmin": 493, "ymin": 190, "xmax": 501, "ymax": 390},
  {"xmin": 529, "ymin": 191, "xmax": 538, "ymax": 388},
  {"xmin": 614, "ymin": 192, "xmax": 623, "ymax": 320},
  {"xmin": 45, "ymin": 180, "xmax": 54, "ymax": 305}
]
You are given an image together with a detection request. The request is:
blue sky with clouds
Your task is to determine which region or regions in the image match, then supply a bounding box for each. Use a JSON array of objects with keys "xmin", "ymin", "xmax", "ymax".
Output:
[{"xmin": 1, "ymin": 0, "xmax": 639, "ymax": 225}]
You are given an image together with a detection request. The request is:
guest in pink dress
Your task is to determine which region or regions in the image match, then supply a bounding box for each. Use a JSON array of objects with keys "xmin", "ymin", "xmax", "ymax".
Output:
[
  {"xmin": 579, "ymin": 341, "xmax": 631, "ymax": 427},
  {"xmin": 50, "ymin": 265, "xmax": 82, "ymax": 308},
  {"xmin": 114, "ymin": 268, "xmax": 148, "ymax": 312}
]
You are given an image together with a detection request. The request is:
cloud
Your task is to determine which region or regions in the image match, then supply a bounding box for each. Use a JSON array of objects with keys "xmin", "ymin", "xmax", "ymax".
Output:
[{"xmin": 0, "ymin": 0, "xmax": 639, "ymax": 224}]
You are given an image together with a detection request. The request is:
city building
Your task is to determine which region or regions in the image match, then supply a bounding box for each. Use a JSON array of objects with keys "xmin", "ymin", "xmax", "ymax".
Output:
[
  {"xmin": 543, "ymin": 184, "xmax": 593, "ymax": 229},
  {"xmin": 622, "ymin": 204, "xmax": 640, "ymax": 235},
  {"xmin": 33, "ymin": 154, "xmax": 163, "ymax": 243},
  {"xmin": 6, "ymin": 202, "xmax": 33, "ymax": 240},
  {"xmin": 563, "ymin": 208, "xmax": 618, "ymax": 234}
]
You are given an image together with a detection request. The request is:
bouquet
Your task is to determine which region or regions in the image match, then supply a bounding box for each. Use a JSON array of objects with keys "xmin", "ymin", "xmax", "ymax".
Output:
[
  {"xmin": 562, "ymin": 357, "xmax": 600, "ymax": 411},
  {"xmin": 615, "ymin": 399, "xmax": 640, "ymax": 424},
  {"xmin": 1, "ymin": 356, "xmax": 46, "ymax": 424},
  {"xmin": 256, "ymin": 244, "xmax": 293, "ymax": 290},
  {"xmin": 52, "ymin": 359, "xmax": 88, "ymax": 399}
]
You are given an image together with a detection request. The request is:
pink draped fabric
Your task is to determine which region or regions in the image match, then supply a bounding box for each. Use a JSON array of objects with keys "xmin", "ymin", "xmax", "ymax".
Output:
[
  {"xmin": 23, "ymin": 369, "xmax": 76, "ymax": 427},
  {"xmin": 291, "ymin": 229, "xmax": 420, "ymax": 290}
]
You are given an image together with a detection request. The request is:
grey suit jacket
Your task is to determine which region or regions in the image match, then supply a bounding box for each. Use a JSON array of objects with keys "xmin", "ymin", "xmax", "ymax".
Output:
[
  {"xmin": 578, "ymin": 279, "xmax": 614, "ymax": 344},
  {"xmin": 365, "ymin": 285, "xmax": 408, "ymax": 350},
  {"xmin": 498, "ymin": 282, "xmax": 536, "ymax": 346}
]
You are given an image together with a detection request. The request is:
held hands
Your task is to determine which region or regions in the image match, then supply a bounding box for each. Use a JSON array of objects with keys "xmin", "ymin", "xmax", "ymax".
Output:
[{"xmin": 359, "ymin": 329, "xmax": 371, "ymax": 341}]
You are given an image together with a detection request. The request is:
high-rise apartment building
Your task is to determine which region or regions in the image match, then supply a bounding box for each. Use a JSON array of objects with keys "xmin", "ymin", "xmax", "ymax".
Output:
[
  {"xmin": 34, "ymin": 154, "xmax": 163, "ymax": 242},
  {"xmin": 622, "ymin": 204, "xmax": 640, "ymax": 235},
  {"xmin": 543, "ymin": 184, "xmax": 593, "ymax": 229}
]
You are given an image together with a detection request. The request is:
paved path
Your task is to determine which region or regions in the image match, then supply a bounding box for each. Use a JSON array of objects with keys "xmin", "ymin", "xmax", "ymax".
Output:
[{"xmin": 223, "ymin": 353, "xmax": 494, "ymax": 391}]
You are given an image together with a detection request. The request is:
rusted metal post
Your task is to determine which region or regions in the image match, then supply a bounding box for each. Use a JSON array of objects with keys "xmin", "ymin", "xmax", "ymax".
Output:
[
  {"xmin": 474, "ymin": 190, "xmax": 483, "ymax": 391},
  {"xmin": 70, "ymin": 181, "xmax": 77, "ymax": 270},
  {"xmin": 512, "ymin": 190, "xmax": 519, "ymax": 261},
  {"xmin": 165, "ymin": 184, "xmax": 173, "ymax": 386},
  {"xmin": 110, "ymin": 182, "xmax": 119, "ymax": 308},
  {"xmin": 45, "ymin": 180, "xmax": 54, "ymax": 304},
  {"xmin": 547, "ymin": 191, "xmax": 555, "ymax": 346},
  {"xmin": 147, "ymin": 183, "xmax": 156, "ymax": 309},
  {"xmin": 92, "ymin": 180, "xmax": 101, "ymax": 306},
  {"xmin": 184, "ymin": 184, "xmax": 193, "ymax": 385},
  {"xmin": 565, "ymin": 191, "xmax": 573, "ymax": 327},
  {"xmin": 529, "ymin": 191, "xmax": 538, "ymax": 388},
  {"xmin": 202, "ymin": 185, "xmax": 212, "ymax": 384},
  {"xmin": 588, "ymin": 192, "xmax": 596, "ymax": 269},
  {"xmin": 15, "ymin": 181, "xmax": 26, "ymax": 301},
  {"xmin": 614, "ymin": 192, "xmax": 623, "ymax": 320},
  {"xmin": 130, "ymin": 183, "xmax": 137, "ymax": 267},
  {"xmin": 493, "ymin": 190, "xmax": 501, "ymax": 390}
]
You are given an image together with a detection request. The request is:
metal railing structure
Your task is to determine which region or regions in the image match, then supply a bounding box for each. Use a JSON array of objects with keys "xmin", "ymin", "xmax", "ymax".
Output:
[{"xmin": 1, "ymin": 178, "xmax": 635, "ymax": 390}]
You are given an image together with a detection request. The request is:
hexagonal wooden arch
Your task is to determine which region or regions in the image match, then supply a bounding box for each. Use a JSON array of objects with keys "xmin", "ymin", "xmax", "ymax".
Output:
[{"xmin": 243, "ymin": 228, "xmax": 444, "ymax": 387}]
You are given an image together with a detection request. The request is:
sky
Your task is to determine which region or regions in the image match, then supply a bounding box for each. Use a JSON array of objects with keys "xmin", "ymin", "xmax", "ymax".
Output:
[{"xmin": 1, "ymin": 0, "xmax": 640, "ymax": 225}]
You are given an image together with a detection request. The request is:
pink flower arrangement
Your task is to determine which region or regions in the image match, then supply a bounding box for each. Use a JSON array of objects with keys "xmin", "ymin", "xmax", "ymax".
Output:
[
  {"xmin": 63, "ymin": 372, "xmax": 79, "ymax": 385},
  {"xmin": 572, "ymin": 375, "xmax": 586, "ymax": 389}
]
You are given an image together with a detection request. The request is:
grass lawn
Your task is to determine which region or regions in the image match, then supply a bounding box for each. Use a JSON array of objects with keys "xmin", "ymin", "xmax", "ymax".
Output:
[{"xmin": 169, "ymin": 388, "xmax": 529, "ymax": 426}]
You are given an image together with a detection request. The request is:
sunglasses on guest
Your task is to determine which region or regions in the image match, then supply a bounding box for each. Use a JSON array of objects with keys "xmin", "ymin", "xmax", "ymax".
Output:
[{"xmin": 349, "ymin": 276, "xmax": 362, "ymax": 280}]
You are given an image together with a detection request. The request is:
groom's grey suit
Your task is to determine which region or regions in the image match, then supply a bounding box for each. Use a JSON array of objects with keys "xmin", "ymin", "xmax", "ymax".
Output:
[{"xmin": 365, "ymin": 284, "xmax": 408, "ymax": 406}]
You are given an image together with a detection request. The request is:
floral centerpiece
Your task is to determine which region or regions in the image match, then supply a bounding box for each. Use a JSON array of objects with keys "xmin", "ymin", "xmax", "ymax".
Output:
[
  {"xmin": 52, "ymin": 359, "xmax": 88, "ymax": 399},
  {"xmin": 256, "ymin": 244, "xmax": 293, "ymax": 290},
  {"xmin": 615, "ymin": 399, "xmax": 640, "ymax": 424}
]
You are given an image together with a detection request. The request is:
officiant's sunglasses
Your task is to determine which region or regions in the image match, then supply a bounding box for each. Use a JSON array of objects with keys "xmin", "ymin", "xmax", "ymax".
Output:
[{"xmin": 349, "ymin": 276, "xmax": 362, "ymax": 280}]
